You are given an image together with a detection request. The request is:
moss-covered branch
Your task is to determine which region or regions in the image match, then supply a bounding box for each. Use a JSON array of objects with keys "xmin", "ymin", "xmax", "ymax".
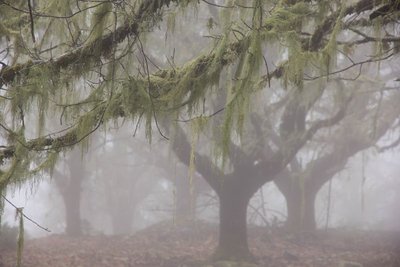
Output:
[
  {"xmin": 307, "ymin": 0, "xmax": 386, "ymax": 51},
  {"xmin": 0, "ymin": 0, "xmax": 187, "ymax": 87},
  {"xmin": 251, "ymin": 93, "xmax": 352, "ymax": 189}
]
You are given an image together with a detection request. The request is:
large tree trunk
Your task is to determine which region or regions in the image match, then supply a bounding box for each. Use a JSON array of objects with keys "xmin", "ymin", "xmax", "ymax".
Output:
[
  {"xmin": 65, "ymin": 152, "xmax": 84, "ymax": 236},
  {"xmin": 55, "ymin": 176, "xmax": 83, "ymax": 236},
  {"xmin": 275, "ymin": 175, "xmax": 318, "ymax": 232},
  {"xmin": 64, "ymin": 183, "xmax": 83, "ymax": 237},
  {"xmin": 55, "ymin": 149, "xmax": 84, "ymax": 237},
  {"xmin": 284, "ymin": 187, "xmax": 317, "ymax": 232},
  {"xmin": 213, "ymin": 184, "xmax": 254, "ymax": 261}
]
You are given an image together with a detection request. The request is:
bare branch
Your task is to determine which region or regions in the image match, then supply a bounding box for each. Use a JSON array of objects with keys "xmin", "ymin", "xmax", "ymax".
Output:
[{"xmin": 1, "ymin": 194, "xmax": 51, "ymax": 232}]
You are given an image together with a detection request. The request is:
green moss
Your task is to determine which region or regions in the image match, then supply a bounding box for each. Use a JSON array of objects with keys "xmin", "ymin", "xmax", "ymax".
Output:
[
  {"xmin": 16, "ymin": 208, "xmax": 24, "ymax": 267},
  {"xmin": 87, "ymin": 2, "xmax": 113, "ymax": 46}
]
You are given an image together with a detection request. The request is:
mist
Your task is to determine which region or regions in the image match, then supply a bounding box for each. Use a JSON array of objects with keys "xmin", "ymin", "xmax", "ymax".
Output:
[{"xmin": 1, "ymin": 1, "xmax": 400, "ymax": 266}]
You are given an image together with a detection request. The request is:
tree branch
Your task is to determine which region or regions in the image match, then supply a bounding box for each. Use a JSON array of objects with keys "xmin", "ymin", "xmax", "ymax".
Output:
[
  {"xmin": 166, "ymin": 123, "xmax": 222, "ymax": 192},
  {"xmin": 0, "ymin": 0, "xmax": 182, "ymax": 86}
]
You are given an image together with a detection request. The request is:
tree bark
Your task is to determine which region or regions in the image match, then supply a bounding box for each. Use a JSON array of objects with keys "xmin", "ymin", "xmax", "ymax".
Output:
[
  {"xmin": 64, "ymin": 184, "xmax": 83, "ymax": 237},
  {"xmin": 54, "ymin": 149, "xmax": 84, "ymax": 237},
  {"xmin": 65, "ymin": 152, "xmax": 84, "ymax": 236},
  {"xmin": 213, "ymin": 184, "xmax": 254, "ymax": 261},
  {"xmin": 284, "ymin": 186, "xmax": 317, "ymax": 232}
]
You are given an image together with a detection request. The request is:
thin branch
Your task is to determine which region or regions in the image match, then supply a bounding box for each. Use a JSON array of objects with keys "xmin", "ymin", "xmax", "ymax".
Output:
[
  {"xmin": 304, "ymin": 52, "xmax": 394, "ymax": 81},
  {"xmin": 1, "ymin": 0, "xmax": 105, "ymax": 19},
  {"xmin": 176, "ymin": 107, "xmax": 225, "ymax": 123},
  {"xmin": 201, "ymin": 0, "xmax": 234, "ymax": 9},
  {"xmin": 137, "ymin": 36, "xmax": 169, "ymax": 140},
  {"xmin": 325, "ymin": 178, "xmax": 333, "ymax": 232},
  {"xmin": 262, "ymin": 55, "xmax": 271, "ymax": 88},
  {"xmin": 377, "ymin": 133, "xmax": 400, "ymax": 152},
  {"xmin": 1, "ymin": 194, "xmax": 51, "ymax": 232},
  {"xmin": 27, "ymin": 0, "xmax": 35, "ymax": 43},
  {"xmin": 0, "ymin": 0, "xmax": 174, "ymax": 86}
]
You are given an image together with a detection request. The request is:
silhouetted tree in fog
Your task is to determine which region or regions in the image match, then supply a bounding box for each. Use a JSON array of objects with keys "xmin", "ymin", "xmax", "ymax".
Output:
[
  {"xmin": 274, "ymin": 85, "xmax": 400, "ymax": 232},
  {"xmin": 53, "ymin": 148, "xmax": 85, "ymax": 237},
  {"xmin": 168, "ymin": 87, "xmax": 350, "ymax": 260}
]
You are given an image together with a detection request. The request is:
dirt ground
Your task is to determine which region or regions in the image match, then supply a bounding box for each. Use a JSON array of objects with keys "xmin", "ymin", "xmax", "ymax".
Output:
[{"xmin": 1, "ymin": 221, "xmax": 399, "ymax": 267}]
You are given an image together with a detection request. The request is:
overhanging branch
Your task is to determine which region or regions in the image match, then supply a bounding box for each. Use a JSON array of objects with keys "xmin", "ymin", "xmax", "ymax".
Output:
[{"xmin": 0, "ymin": 0, "xmax": 183, "ymax": 86}]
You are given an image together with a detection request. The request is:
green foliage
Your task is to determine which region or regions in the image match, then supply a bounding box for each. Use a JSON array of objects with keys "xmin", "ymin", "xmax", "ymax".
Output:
[{"xmin": 264, "ymin": 2, "xmax": 311, "ymax": 33}]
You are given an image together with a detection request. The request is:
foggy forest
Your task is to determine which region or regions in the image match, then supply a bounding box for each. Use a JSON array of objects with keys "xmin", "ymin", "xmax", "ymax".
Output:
[{"xmin": 0, "ymin": 0, "xmax": 399, "ymax": 266}]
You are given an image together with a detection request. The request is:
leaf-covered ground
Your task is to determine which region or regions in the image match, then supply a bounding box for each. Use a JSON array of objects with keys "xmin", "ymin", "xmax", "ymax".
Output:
[{"xmin": 1, "ymin": 221, "xmax": 399, "ymax": 267}]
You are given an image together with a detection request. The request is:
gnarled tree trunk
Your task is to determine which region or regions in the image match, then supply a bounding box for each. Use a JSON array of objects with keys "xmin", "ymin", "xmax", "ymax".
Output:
[
  {"xmin": 284, "ymin": 186, "xmax": 317, "ymax": 232},
  {"xmin": 275, "ymin": 171, "xmax": 320, "ymax": 232},
  {"xmin": 54, "ymin": 149, "xmax": 84, "ymax": 237},
  {"xmin": 63, "ymin": 182, "xmax": 83, "ymax": 236},
  {"xmin": 212, "ymin": 176, "xmax": 257, "ymax": 261},
  {"xmin": 214, "ymin": 190, "xmax": 253, "ymax": 261}
]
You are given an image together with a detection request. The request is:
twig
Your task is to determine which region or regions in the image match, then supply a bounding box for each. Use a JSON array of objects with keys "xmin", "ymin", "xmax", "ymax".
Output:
[
  {"xmin": 2, "ymin": 0, "xmax": 105, "ymax": 19},
  {"xmin": 176, "ymin": 107, "xmax": 225, "ymax": 123},
  {"xmin": 262, "ymin": 55, "xmax": 271, "ymax": 88},
  {"xmin": 304, "ymin": 52, "xmax": 394, "ymax": 81},
  {"xmin": 1, "ymin": 194, "xmax": 51, "ymax": 232},
  {"xmin": 325, "ymin": 178, "xmax": 332, "ymax": 232},
  {"xmin": 137, "ymin": 36, "xmax": 169, "ymax": 140},
  {"xmin": 27, "ymin": 0, "xmax": 35, "ymax": 43},
  {"xmin": 201, "ymin": 0, "xmax": 234, "ymax": 9},
  {"xmin": 377, "ymin": 133, "xmax": 400, "ymax": 152}
]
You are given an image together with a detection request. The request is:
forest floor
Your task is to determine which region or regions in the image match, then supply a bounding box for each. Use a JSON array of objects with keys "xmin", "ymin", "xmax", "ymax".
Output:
[{"xmin": 0, "ymin": 220, "xmax": 399, "ymax": 267}]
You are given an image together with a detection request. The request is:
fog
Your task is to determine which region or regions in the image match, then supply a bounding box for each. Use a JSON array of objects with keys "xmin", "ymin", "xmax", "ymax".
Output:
[
  {"xmin": 3, "ymin": 135, "xmax": 399, "ymax": 238},
  {"xmin": 1, "ymin": 1, "xmax": 400, "ymax": 266}
]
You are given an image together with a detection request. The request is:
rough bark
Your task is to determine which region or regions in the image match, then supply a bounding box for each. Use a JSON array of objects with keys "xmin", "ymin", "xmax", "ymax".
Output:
[
  {"xmin": 166, "ymin": 103, "xmax": 350, "ymax": 261},
  {"xmin": 273, "ymin": 93, "xmax": 400, "ymax": 233},
  {"xmin": 56, "ymin": 171, "xmax": 83, "ymax": 237},
  {"xmin": 213, "ymin": 182, "xmax": 254, "ymax": 261},
  {"xmin": 64, "ymin": 185, "xmax": 83, "ymax": 237},
  {"xmin": 54, "ymin": 149, "xmax": 84, "ymax": 237},
  {"xmin": 283, "ymin": 184, "xmax": 317, "ymax": 232}
]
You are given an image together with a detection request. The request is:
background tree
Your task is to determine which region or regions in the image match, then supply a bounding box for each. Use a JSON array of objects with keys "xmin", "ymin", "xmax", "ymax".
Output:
[
  {"xmin": 53, "ymin": 148, "xmax": 85, "ymax": 237},
  {"xmin": 274, "ymin": 84, "xmax": 400, "ymax": 232}
]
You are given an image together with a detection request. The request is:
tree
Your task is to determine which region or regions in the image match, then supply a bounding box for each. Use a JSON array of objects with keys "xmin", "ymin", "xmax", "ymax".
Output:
[
  {"xmin": 168, "ymin": 84, "xmax": 352, "ymax": 260},
  {"xmin": 53, "ymin": 148, "xmax": 85, "ymax": 236},
  {"xmin": 91, "ymin": 131, "xmax": 163, "ymax": 235},
  {"xmin": 0, "ymin": 0, "xmax": 400, "ymax": 262},
  {"xmin": 73, "ymin": 127, "xmax": 166, "ymax": 235},
  {"xmin": 274, "ymin": 86, "xmax": 400, "ymax": 232},
  {"xmin": 154, "ymin": 150, "xmax": 212, "ymax": 223}
]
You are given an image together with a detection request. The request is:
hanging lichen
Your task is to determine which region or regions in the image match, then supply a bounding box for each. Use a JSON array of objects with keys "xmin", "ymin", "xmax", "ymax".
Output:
[
  {"xmin": 16, "ymin": 208, "xmax": 24, "ymax": 267},
  {"xmin": 219, "ymin": 0, "xmax": 264, "ymax": 161},
  {"xmin": 87, "ymin": 2, "xmax": 113, "ymax": 47}
]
